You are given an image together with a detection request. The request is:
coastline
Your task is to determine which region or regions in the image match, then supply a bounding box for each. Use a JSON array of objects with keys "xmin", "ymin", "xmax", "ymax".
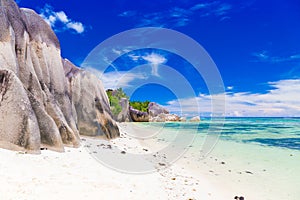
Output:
[
  {"xmin": 134, "ymin": 121, "xmax": 300, "ymax": 200},
  {"xmin": 0, "ymin": 122, "xmax": 299, "ymax": 200}
]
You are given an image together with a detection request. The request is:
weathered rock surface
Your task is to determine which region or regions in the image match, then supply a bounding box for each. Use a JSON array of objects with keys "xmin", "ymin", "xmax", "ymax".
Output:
[
  {"xmin": 148, "ymin": 102, "xmax": 169, "ymax": 117},
  {"xmin": 0, "ymin": 0, "xmax": 119, "ymax": 153},
  {"xmin": 63, "ymin": 59, "xmax": 119, "ymax": 139},
  {"xmin": 190, "ymin": 116, "xmax": 201, "ymax": 122},
  {"xmin": 107, "ymin": 89, "xmax": 131, "ymax": 122},
  {"xmin": 116, "ymin": 98, "xmax": 131, "ymax": 122},
  {"xmin": 0, "ymin": 69, "xmax": 42, "ymax": 153},
  {"xmin": 179, "ymin": 117, "xmax": 187, "ymax": 122},
  {"xmin": 129, "ymin": 106, "xmax": 149, "ymax": 122},
  {"xmin": 148, "ymin": 102, "xmax": 182, "ymax": 122},
  {"xmin": 149, "ymin": 113, "xmax": 180, "ymax": 122}
]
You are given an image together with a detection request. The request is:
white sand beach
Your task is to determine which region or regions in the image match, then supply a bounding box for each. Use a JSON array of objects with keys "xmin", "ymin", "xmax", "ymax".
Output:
[{"xmin": 0, "ymin": 122, "xmax": 299, "ymax": 200}]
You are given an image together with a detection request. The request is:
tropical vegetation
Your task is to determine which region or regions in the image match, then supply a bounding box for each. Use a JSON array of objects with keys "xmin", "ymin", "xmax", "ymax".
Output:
[{"xmin": 106, "ymin": 88, "xmax": 150, "ymax": 115}]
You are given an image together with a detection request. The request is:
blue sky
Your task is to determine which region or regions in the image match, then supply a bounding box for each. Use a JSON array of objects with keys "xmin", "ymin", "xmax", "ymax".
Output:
[{"xmin": 17, "ymin": 0, "xmax": 300, "ymax": 117}]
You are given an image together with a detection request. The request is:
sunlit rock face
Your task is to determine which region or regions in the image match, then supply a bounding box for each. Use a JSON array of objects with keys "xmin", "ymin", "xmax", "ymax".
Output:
[
  {"xmin": 148, "ymin": 102, "xmax": 169, "ymax": 117},
  {"xmin": 0, "ymin": 0, "xmax": 119, "ymax": 153},
  {"xmin": 62, "ymin": 59, "xmax": 119, "ymax": 139},
  {"xmin": 148, "ymin": 102, "xmax": 181, "ymax": 122},
  {"xmin": 116, "ymin": 98, "xmax": 131, "ymax": 122},
  {"xmin": 129, "ymin": 107, "xmax": 149, "ymax": 122}
]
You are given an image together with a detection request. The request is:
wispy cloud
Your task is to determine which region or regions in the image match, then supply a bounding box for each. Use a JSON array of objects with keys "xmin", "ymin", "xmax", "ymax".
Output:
[
  {"xmin": 111, "ymin": 48, "xmax": 132, "ymax": 56},
  {"xmin": 118, "ymin": 10, "xmax": 137, "ymax": 17},
  {"xmin": 111, "ymin": 50, "xmax": 168, "ymax": 76},
  {"xmin": 190, "ymin": 3, "xmax": 210, "ymax": 11},
  {"xmin": 283, "ymin": 65, "xmax": 300, "ymax": 78},
  {"xmin": 214, "ymin": 3, "xmax": 232, "ymax": 16},
  {"xmin": 252, "ymin": 51, "xmax": 300, "ymax": 63},
  {"xmin": 39, "ymin": 4, "xmax": 85, "ymax": 34},
  {"xmin": 100, "ymin": 71, "xmax": 147, "ymax": 89},
  {"xmin": 142, "ymin": 53, "xmax": 167, "ymax": 76},
  {"xmin": 119, "ymin": 1, "xmax": 233, "ymax": 28},
  {"xmin": 165, "ymin": 79, "xmax": 300, "ymax": 117},
  {"xmin": 85, "ymin": 51, "xmax": 168, "ymax": 87},
  {"xmin": 227, "ymin": 86, "xmax": 234, "ymax": 90},
  {"xmin": 122, "ymin": 7, "xmax": 191, "ymax": 28},
  {"xmin": 191, "ymin": 2, "xmax": 232, "ymax": 17}
]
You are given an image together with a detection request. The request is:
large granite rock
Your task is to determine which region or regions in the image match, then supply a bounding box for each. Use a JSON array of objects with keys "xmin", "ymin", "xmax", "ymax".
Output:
[
  {"xmin": 148, "ymin": 102, "xmax": 182, "ymax": 122},
  {"xmin": 62, "ymin": 59, "xmax": 119, "ymax": 139},
  {"xmin": 179, "ymin": 117, "xmax": 187, "ymax": 122},
  {"xmin": 148, "ymin": 102, "xmax": 169, "ymax": 117},
  {"xmin": 0, "ymin": 69, "xmax": 42, "ymax": 153},
  {"xmin": 190, "ymin": 116, "xmax": 201, "ymax": 122},
  {"xmin": 129, "ymin": 106, "xmax": 149, "ymax": 122},
  {"xmin": 0, "ymin": 0, "xmax": 119, "ymax": 153},
  {"xmin": 116, "ymin": 98, "xmax": 131, "ymax": 122},
  {"xmin": 149, "ymin": 113, "xmax": 180, "ymax": 122},
  {"xmin": 107, "ymin": 89, "xmax": 131, "ymax": 122}
]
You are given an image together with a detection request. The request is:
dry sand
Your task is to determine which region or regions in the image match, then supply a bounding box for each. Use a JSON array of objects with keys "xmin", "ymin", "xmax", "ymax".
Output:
[{"xmin": 0, "ymin": 122, "xmax": 299, "ymax": 200}]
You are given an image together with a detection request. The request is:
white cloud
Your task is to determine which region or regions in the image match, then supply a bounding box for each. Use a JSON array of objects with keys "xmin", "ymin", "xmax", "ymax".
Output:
[
  {"xmin": 128, "ymin": 54, "xmax": 141, "ymax": 61},
  {"xmin": 190, "ymin": 3, "xmax": 210, "ymax": 11},
  {"xmin": 215, "ymin": 4, "xmax": 232, "ymax": 16},
  {"xmin": 66, "ymin": 22, "xmax": 84, "ymax": 34},
  {"xmin": 40, "ymin": 13, "xmax": 57, "ymax": 26},
  {"xmin": 119, "ymin": 2, "xmax": 232, "ymax": 28},
  {"xmin": 101, "ymin": 71, "xmax": 147, "ymax": 89},
  {"xmin": 112, "ymin": 48, "xmax": 132, "ymax": 56},
  {"xmin": 252, "ymin": 51, "xmax": 300, "ymax": 63},
  {"xmin": 165, "ymin": 79, "xmax": 300, "ymax": 117},
  {"xmin": 227, "ymin": 86, "xmax": 234, "ymax": 90},
  {"xmin": 39, "ymin": 4, "xmax": 85, "ymax": 34},
  {"xmin": 118, "ymin": 10, "xmax": 137, "ymax": 17},
  {"xmin": 142, "ymin": 53, "xmax": 167, "ymax": 65},
  {"xmin": 56, "ymin": 11, "xmax": 69, "ymax": 23},
  {"xmin": 142, "ymin": 53, "xmax": 167, "ymax": 76},
  {"xmin": 48, "ymin": 15, "xmax": 57, "ymax": 25},
  {"xmin": 84, "ymin": 67, "xmax": 147, "ymax": 89},
  {"xmin": 112, "ymin": 49, "xmax": 122, "ymax": 56}
]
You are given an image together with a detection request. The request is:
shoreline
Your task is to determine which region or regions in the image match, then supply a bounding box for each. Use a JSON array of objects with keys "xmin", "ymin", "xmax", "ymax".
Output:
[
  {"xmin": 119, "ymin": 122, "xmax": 300, "ymax": 199},
  {"xmin": 0, "ymin": 122, "xmax": 299, "ymax": 199}
]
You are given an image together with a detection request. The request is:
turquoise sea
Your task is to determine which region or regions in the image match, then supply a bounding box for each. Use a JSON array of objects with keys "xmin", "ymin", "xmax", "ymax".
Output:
[
  {"xmin": 132, "ymin": 118, "xmax": 300, "ymax": 199},
  {"xmin": 155, "ymin": 117, "xmax": 300, "ymax": 151}
]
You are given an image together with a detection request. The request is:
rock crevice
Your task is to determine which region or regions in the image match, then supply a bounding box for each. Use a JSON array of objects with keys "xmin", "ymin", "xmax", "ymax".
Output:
[{"xmin": 0, "ymin": 0, "xmax": 119, "ymax": 153}]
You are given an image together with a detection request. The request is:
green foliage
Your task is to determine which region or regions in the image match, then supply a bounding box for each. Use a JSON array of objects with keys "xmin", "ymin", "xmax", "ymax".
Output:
[
  {"xmin": 106, "ymin": 88, "xmax": 150, "ymax": 114},
  {"xmin": 115, "ymin": 88, "xmax": 129, "ymax": 99},
  {"xmin": 130, "ymin": 101, "xmax": 150, "ymax": 112},
  {"xmin": 110, "ymin": 96, "xmax": 122, "ymax": 116},
  {"xmin": 106, "ymin": 88, "xmax": 128, "ymax": 116}
]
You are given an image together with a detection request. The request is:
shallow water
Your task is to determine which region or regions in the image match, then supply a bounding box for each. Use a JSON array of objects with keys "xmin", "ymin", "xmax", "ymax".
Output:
[
  {"xmin": 148, "ymin": 117, "xmax": 300, "ymax": 150},
  {"xmin": 132, "ymin": 118, "xmax": 300, "ymax": 199}
]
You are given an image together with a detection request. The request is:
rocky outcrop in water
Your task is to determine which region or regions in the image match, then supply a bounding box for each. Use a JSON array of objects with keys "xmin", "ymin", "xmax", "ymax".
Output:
[
  {"xmin": 148, "ymin": 102, "xmax": 182, "ymax": 122},
  {"xmin": 179, "ymin": 117, "xmax": 187, "ymax": 122},
  {"xmin": 129, "ymin": 106, "xmax": 149, "ymax": 122},
  {"xmin": 149, "ymin": 113, "xmax": 180, "ymax": 122},
  {"xmin": 148, "ymin": 102, "xmax": 169, "ymax": 117},
  {"xmin": 0, "ymin": 0, "xmax": 119, "ymax": 153},
  {"xmin": 189, "ymin": 116, "xmax": 201, "ymax": 122}
]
